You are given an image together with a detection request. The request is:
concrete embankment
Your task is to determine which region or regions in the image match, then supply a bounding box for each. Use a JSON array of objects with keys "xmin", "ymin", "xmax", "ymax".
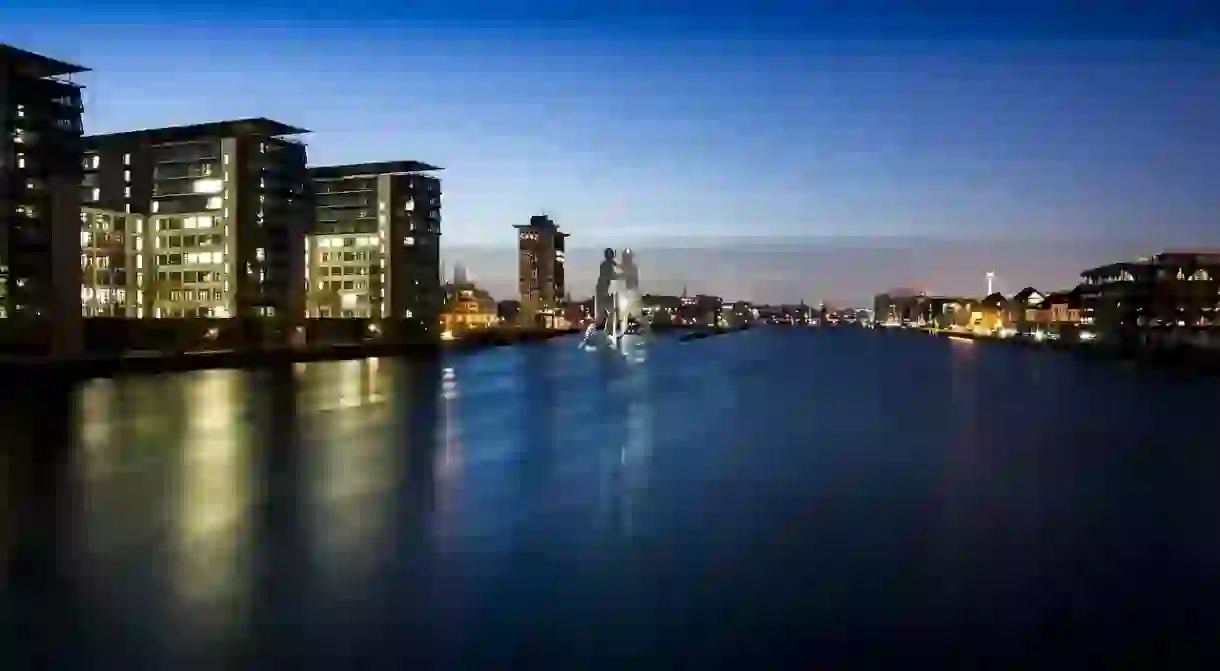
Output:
[
  {"xmin": 918, "ymin": 328, "xmax": 1220, "ymax": 375},
  {"xmin": 0, "ymin": 327, "xmax": 582, "ymax": 380}
]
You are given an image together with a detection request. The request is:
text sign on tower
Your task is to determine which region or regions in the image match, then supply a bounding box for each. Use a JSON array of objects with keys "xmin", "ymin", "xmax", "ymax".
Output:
[{"xmin": 519, "ymin": 231, "xmax": 539, "ymax": 242}]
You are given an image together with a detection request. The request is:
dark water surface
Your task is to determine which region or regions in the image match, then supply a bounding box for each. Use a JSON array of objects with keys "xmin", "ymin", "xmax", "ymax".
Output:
[{"xmin": 2, "ymin": 328, "xmax": 1220, "ymax": 666}]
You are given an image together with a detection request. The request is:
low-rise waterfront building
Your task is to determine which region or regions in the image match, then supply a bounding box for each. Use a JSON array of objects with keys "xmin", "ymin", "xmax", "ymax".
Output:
[
  {"xmin": 1080, "ymin": 250, "xmax": 1220, "ymax": 346},
  {"xmin": 873, "ymin": 290, "xmax": 925, "ymax": 325},
  {"xmin": 441, "ymin": 285, "xmax": 497, "ymax": 335}
]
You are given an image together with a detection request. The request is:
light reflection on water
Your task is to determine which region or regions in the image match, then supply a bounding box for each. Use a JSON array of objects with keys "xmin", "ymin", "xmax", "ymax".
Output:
[
  {"xmin": 619, "ymin": 336, "xmax": 654, "ymax": 538},
  {"xmin": 304, "ymin": 360, "xmax": 398, "ymax": 591},
  {"xmin": 171, "ymin": 372, "xmax": 252, "ymax": 623},
  {"xmin": 3, "ymin": 331, "xmax": 1220, "ymax": 666}
]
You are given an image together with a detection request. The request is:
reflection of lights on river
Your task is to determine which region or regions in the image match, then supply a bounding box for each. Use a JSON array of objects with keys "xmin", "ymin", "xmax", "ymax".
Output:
[
  {"xmin": 622, "ymin": 333, "xmax": 647, "ymax": 364},
  {"xmin": 76, "ymin": 379, "xmax": 117, "ymax": 479},
  {"xmin": 441, "ymin": 366, "xmax": 457, "ymax": 400},
  {"xmin": 337, "ymin": 360, "xmax": 362, "ymax": 408},
  {"xmin": 172, "ymin": 372, "xmax": 252, "ymax": 611},
  {"xmin": 437, "ymin": 366, "xmax": 462, "ymax": 478},
  {"xmin": 309, "ymin": 359, "xmax": 385, "ymax": 411},
  {"xmin": 607, "ymin": 336, "xmax": 653, "ymax": 537},
  {"xmin": 308, "ymin": 390, "xmax": 396, "ymax": 588}
]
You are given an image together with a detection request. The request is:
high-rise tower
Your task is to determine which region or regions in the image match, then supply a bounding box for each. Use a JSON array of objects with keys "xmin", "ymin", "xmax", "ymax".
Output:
[
  {"xmin": 514, "ymin": 214, "xmax": 567, "ymax": 327},
  {"xmin": 1, "ymin": 44, "xmax": 88, "ymax": 355}
]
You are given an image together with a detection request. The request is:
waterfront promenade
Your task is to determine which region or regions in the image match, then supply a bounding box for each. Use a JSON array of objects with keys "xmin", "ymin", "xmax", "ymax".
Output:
[{"xmin": 2, "ymin": 327, "xmax": 1219, "ymax": 666}]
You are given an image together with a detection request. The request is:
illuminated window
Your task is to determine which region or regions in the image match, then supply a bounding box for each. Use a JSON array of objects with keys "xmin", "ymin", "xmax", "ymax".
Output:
[
  {"xmin": 206, "ymin": 196, "xmax": 223, "ymax": 210},
  {"xmin": 403, "ymin": 236, "xmax": 415, "ymax": 246},
  {"xmin": 194, "ymin": 179, "xmax": 223, "ymax": 194},
  {"xmin": 91, "ymin": 188, "xmax": 100, "ymax": 201},
  {"xmin": 255, "ymin": 248, "xmax": 265, "ymax": 261},
  {"xmin": 123, "ymin": 153, "xmax": 131, "ymax": 166},
  {"xmin": 16, "ymin": 156, "xmax": 24, "ymax": 169},
  {"xmin": 124, "ymin": 186, "xmax": 131, "ymax": 198}
]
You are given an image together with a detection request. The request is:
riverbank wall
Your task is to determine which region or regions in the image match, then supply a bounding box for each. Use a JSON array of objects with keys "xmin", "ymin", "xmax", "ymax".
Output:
[
  {"xmin": 916, "ymin": 328, "xmax": 1220, "ymax": 375},
  {"xmin": 0, "ymin": 327, "xmax": 584, "ymax": 380}
]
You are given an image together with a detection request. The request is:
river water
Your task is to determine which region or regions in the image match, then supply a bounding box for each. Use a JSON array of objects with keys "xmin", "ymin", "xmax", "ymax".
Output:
[{"xmin": 2, "ymin": 328, "xmax": 1219, "ymax": 666}]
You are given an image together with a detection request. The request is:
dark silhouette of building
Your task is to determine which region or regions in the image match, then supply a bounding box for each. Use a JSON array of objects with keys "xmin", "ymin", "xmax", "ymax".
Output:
[
  {"xmin": 514, "ymin": 214, "xmax": 567, "ymax": 327},
  {"xmin": 306, "ymin": 160, "xmax": 441, "ymax": 334},
  {"xmin": 0, "ymin": 44, "xmax": 88, "ymax": 355},
  {"xmin": 873, "ymin": 291, "xmax": 925, "ymax": 325},
  {"xmin": 497, "ymin": 299, "xmax": 521, "ymax": 325},
  {"xmin": 1081, "ymin": 250, "xmax": 1220, "ymax": 345},
  {"xmin": 82, "ymin": 119, "xmax": 311, "ymax": 324}
]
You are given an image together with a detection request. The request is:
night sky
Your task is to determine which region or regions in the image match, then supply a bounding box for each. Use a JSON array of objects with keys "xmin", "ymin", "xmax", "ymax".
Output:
[{"xmin": 3, "ymin": 1, "xmax": 1217, "ymax": 303}]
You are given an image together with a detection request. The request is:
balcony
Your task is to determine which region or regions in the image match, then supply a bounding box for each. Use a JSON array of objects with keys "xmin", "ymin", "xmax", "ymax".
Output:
[
  {"xmin": 151, "ymin": 146, "xmax": 220, "ymax": 164},
  {"xmin": 316, "ymin": 197, "xmax": 372, "ymax": 210},
  {"xmin": 154, "ymin": 164, "xmax": 219, "ymax": 181}
]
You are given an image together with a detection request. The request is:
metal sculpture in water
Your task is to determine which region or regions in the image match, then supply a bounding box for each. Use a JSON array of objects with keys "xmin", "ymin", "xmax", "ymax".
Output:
[{"xmin": 582, "ymin": 247, "xmax": 648, "ymax": 350}]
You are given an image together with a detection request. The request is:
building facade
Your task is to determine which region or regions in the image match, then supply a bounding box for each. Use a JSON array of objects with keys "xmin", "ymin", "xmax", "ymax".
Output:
[
  {"xmin": 82, "ymin": 119, "xmax": 310, "ymax": 324},
  {"xmin": 0, "ymin": 45, "xmax": 88, "ymax": 354},
  {"xmin": 441, "ymin": 285, "xmax": 497, "ymax": 335},
  {"xmin": 515, "ymin": 214, "xmax": 567, "ymax": 327},
  {"xmin": 80, "ymin": 207, "xmax": 144, "ymax": 317},
  {"xmin": 1080, "ymin": 251, "xmax": 1220, "ymax": 344},
  {"xmin": 873, "ymin": 291, "xmax": 925, "ymax": 326},
  {"xmin": 306, "ymin": 161, "xmax": 442, "ymax": 333}
]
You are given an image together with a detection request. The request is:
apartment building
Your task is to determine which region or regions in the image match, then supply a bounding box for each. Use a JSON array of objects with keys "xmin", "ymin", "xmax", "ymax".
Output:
[
  {"xmin": 80, "ymin": 207, "xmax": 143, "ymax": 317},
  {"xmin": 0, "ymin": 44, "xmax": 87, "ymax": 353},
  {"xmin": 1080, "ymin": 250, "xmax": 1220, "ymax": 342},
  {"xmin": 306, "ymin": 160, "xmax": 442, "ymax": 331},
  {"xmin": 82, "ymin": 118, "xmax": 310, "ymax": 321},
  {"xmin": 515, "ymin": 214, "xmax": 567, "ymax": 327}
]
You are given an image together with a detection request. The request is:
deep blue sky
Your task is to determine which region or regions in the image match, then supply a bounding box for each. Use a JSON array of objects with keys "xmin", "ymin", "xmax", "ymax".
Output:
[{"xmin": 3, "ymin": 2, "xmax": 1218, "ymax": 302}]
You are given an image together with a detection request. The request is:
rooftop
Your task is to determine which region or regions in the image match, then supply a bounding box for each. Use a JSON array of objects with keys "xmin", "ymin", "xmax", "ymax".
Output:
[
  {"xmin": 1082, "ymin": 250, "xmax": 1220, "ymax": 276},
  {"xmin": 0, "ymin": 44, "xmax": 89, "ymax": 78},
  {"xmin": 310, "ymin": 160, "xmax": 442, "ymax": 179},
  {"xmin": 515, "ymin": 215, "xmax": 567, "ymax": 233},
  {"xmin": 1156, "ymin": 249, "xmax": 1220, "ymax": 261},
  {"xmin": 85, "ymin": 118, "xmax": 308, "ymax": 147}
]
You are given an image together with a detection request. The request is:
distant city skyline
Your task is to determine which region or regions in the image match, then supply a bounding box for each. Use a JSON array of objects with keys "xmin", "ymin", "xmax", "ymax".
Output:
[
  {"xmin": 444, "ymin": 235, "xmax": 1177, "ymax": 305},
  {"xmin": 3, "ymin": 3, "xmax": 1216, "ymax": 303}
]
